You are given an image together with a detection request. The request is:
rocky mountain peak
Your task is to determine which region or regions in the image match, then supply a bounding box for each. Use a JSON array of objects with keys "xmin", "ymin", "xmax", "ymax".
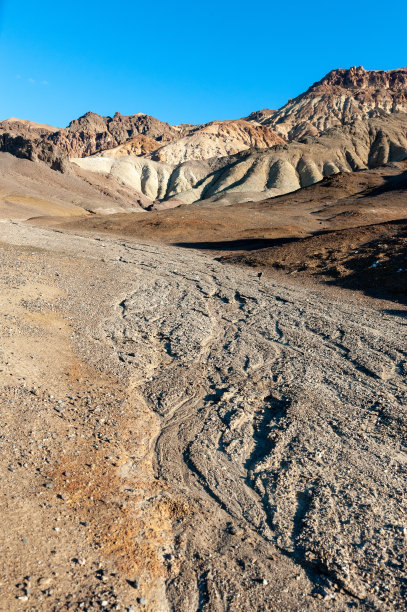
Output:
[
  {"xmin": 66, "ymin": 111, "xmax": 108, "ymax": 133},
  {"xmin": 265, "ymin": 66, "xmax": 407, "ymax": 140},
  {"xmin": 313, "ymin": 66, "xmax": 407, "ymax": 92}
]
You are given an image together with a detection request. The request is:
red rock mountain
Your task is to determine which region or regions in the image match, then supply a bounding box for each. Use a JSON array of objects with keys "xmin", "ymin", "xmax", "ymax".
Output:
[{"xmin": 259, "ymin": 66, "xmax": 407, "ymax": 140}]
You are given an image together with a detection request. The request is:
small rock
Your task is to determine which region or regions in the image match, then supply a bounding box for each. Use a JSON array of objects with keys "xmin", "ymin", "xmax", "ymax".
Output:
[
  {"xmin": 72, "ymin": 557, "xmax": 86, "ymax": 565},
  {"xmin": 138, "ymin": 597, "xmax": 147, "ymax": 605},
  {"xmin": 262, "ymin": 578, "xmax": 268, "ymax": 586}
]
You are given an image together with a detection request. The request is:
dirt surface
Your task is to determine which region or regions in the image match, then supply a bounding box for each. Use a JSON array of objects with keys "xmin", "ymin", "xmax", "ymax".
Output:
[
  {"xmin": 221, "ymin": 219, "xmax": 407, "ymax": 304},
  {"xmin": 46, "ymin": 162, "xmax": 405, "ymax": 242},
  {"xmin": 1, "ymin": 219, "xmax": 406, "ymax": 611}
]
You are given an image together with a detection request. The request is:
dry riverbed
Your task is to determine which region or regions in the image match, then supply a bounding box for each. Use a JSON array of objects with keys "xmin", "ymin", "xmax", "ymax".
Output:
[{"xmin": 0, "ymin": 220, "xmax": 406, "ymax": 611}]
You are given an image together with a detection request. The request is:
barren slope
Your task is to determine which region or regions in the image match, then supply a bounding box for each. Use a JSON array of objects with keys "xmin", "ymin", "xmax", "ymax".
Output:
[
  {"xmin": 263, "ymin": 66, "xmax": 407, "ymax": 140},
  {"xmin": 72, "ymin": 113, "xmax": 407, "ymax": 204},
  {"xmin": 0, "ymin": 153, "xmax": 151, "ymax": 218},
  {"xmin": 50, "ymin": 112, "xmax": 179, "ymax": 158}
]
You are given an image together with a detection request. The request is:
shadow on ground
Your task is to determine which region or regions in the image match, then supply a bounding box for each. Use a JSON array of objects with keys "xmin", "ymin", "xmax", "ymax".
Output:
[{"xmin": 173, "ymin": 236, "xmax": 301, "ymax": 252}]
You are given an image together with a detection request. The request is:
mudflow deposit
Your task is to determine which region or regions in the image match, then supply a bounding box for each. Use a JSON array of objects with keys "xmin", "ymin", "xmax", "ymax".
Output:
[{"xmin": 0, "ymin": 66, "xmax": 407, "ymax": 611}]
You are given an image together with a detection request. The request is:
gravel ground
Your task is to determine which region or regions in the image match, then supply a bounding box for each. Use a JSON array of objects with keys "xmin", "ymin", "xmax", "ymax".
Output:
[{"xmin": 0, "ymin": 220, "xmax": 406, "ymax": 611}]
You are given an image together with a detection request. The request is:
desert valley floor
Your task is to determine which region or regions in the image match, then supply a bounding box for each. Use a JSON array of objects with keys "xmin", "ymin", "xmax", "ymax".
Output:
[{"xmin": 0, "ymin": 211, "xmax": 406, "ymax": 611}]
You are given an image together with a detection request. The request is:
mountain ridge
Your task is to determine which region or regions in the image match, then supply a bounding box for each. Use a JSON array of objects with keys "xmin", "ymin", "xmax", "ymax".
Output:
[
  {"xmin": 1, "ymin": 66, "xmax": 406, "ymax": 207},
  {"xmin": 263, "ymin": 65, "xmax": 407, "ymax": 139},
  {"xmin": 72, "ymin": 112, "xmax": 407, "ymax": 204}
]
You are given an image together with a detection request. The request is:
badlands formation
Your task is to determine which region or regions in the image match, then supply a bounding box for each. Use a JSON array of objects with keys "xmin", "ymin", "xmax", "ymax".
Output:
[
  {"xmin": 0, "ymin": 67, "xmax": 407, "ymax": 611},
  {"xmin": 73, "ymin": 113, "xmax": 407, "ymax": 204}
]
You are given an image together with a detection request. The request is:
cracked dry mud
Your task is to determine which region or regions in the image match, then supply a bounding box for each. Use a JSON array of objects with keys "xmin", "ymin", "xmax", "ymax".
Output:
[{"xmin": 0, "ymin": 220, "xmax": 406, "ymax": 611}]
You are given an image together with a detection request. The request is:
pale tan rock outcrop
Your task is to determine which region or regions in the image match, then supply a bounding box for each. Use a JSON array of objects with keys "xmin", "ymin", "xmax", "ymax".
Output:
[
  {"xmin": 72, "ymin": 156, "xmax": 175, "ymax": 201},
  {"xmin": 94, "ymin": 134, "xmax": 160, "ymax": 158},
  {"xmin": 147, "ymin": 119, "xmax": 284, "ymax": 165}
]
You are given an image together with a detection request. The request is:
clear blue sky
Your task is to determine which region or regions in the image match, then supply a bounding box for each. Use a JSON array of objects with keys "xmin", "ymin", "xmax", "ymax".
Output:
[{"xmin": 0, "ymin": 0, "xmax": 406, "ymax": 128}]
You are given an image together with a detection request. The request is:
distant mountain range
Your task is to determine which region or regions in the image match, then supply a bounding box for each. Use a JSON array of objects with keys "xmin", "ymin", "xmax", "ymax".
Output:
[{"xmin": 1, "ymin": 66, "xmax": 407, "ymax": 207}]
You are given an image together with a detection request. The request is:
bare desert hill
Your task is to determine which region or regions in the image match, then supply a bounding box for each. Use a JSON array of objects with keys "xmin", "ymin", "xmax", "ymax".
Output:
[
  {"xmin": 95, "ymin": 119, "xmax": 285, "ymax": 165},
  {"xmin": 260, "ymin": 66, "xmax": 407, "ymax": 140},
  {"xmin": 1, "ymin": 66, "xmax": 406, "ymax": 209},
  {"xmin": 0, "ymin": 112, "xmax": 180, "ymax": 166},
  {"xmin": 72, "ymin": 113, "xmax": 407, "ymax": 204},
  {"xmin": 49, "ymin": 111, "xmax": 179, "ymax": 158}
]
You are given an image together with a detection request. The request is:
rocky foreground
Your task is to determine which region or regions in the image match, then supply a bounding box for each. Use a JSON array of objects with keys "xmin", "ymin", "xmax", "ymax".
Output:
[{"xmin": 0, "ymin": 220, "xmax": 406, "ymax": 611}]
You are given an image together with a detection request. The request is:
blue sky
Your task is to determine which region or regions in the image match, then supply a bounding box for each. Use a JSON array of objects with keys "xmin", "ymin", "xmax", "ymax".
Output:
[{"xmin": 0, "ymin": 0, "xmax": 406, "ymax": 127}]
